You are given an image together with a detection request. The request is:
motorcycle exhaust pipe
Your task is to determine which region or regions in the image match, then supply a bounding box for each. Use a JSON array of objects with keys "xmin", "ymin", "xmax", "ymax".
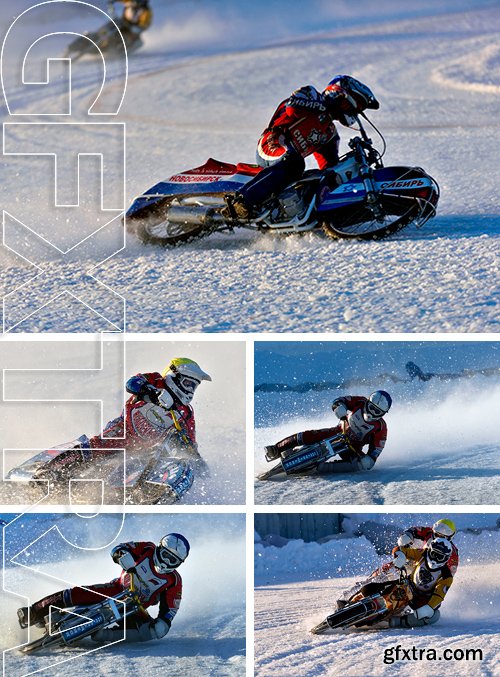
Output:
[{"xmin": 167, "ymin": 204, "xmax": 225, "ymax": 226}]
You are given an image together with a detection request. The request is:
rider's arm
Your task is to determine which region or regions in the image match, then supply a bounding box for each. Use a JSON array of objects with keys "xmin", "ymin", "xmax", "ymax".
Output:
[
  {"xmin": 427, "ymin": 574, "xmax": 454, "ymax": 609},
  {"xmin": 111, "ymin": 541, "xmax": 153, "ymax": 567},
  {"xmin": 158, "ymin": 571, "xmax": 183, "ymax": 629},
  {"xmin": 286, "ymin": 86, "xmax": 327, "ymax": 114},
  {"xmin": 126, "ymin": 372, "xmax": 167, "ymax": 403},
  {"xmin": 365, "ymin": 419, "xmax": 387, "ymax": 463}
]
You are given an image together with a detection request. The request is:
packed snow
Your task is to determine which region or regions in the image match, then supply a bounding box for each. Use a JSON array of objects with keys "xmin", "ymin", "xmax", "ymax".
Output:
[
  {"xmin": 1, "ymin": 0, "xmax": 499, "ymax": 332},
  {"xmin": 0, "ymin": 512, "xmax": 246, "ymax": 676},
  {"xmin": 254, "ymin": 513, "xmax": 500, "ymax": 676},
  {"xmin": 254, "ymin": 341, "xmax": 500, "ymax": 505},
  {"xmin": 0, "ymin": 338, "xmax": 246, "ymax": 504}
]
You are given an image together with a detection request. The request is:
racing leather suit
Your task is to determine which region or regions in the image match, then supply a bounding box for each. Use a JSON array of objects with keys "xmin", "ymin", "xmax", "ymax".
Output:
[
  {"xmin": 27, "ymin": 541, "xmax": 182, "ymax": 641},
  {"xmin": 272, "ymin": 396, "xmax": 387, "ymax": 473}
]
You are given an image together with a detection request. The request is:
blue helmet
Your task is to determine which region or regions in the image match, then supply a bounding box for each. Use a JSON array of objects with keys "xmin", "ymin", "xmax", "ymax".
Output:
[
  {"xmin": 153, "ymin": 533, "xmax": 190, "ymax": 573},
  {"xmin": 363, "ymin": 390, "xmax": 392, "ymax": 421}
]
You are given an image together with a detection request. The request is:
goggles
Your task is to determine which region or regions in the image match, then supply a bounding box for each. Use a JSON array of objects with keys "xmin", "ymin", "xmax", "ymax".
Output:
[
  {"xmin": 365, "ymin": 401, "xmax": 385, "ymax": 418},
  {"xmin": 176, "ymin": 375, "xmax": 201, "ymax": 394}
]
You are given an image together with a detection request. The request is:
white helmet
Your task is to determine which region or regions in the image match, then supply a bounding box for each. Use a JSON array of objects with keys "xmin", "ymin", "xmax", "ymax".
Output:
[
  {"xmin": 363, "ymin": 390, "xmax": 392, "ymax": 422},
  {"xmin": 153, "ymin": 533, "xmax": 190, "ymax": 574},
  {"xmin": 163, "ymin": 358, "xmax": 211, "ymax": 405},
  {"xmin": 425, "ymin": 537, "xmax": 452, "ymax": 570}
]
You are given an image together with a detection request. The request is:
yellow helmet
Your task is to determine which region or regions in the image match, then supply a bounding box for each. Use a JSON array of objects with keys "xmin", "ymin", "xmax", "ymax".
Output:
[
  {"xmin": 432, "ymin": 518, "xmax": 456, "ymax": 540},
  {"xmin": 162, "ymin": 358, "xmax": 211, "ymax": 404}
]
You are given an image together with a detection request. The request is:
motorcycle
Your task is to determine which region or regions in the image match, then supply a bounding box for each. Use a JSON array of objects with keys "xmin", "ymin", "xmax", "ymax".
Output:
[
  {"xmin": 19, "ymin": 588, "xmax": 142, "ymax": 653},
  {"xmin": 126, "ymin": 114, "xmax": 439, "ymax": 247},
  {"xmin": 257, "ymin": 432, "xmax": 357, "ymax": 481},
  {"xmin": 63, "ymin": 16, "xmax": 143, "ymax": 61},
  {"xmin": 310, "ymin": 564, "xmax": 413, "ymax": 634},
  {"xmin": 5, "ymin": 427, "xmax": 202, "ymax": 505}
]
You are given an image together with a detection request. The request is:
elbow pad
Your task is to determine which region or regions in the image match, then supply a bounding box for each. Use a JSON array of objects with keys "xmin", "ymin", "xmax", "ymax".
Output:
[{"xmin": 126, "ymin": 375, "xmax": 148, "ymax": 395}]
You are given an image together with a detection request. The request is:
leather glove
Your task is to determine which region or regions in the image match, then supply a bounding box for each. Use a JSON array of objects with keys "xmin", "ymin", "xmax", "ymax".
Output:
[
  {"xmin": 332, "ymin": 401, "xmax": 348, "ymax": 419},
  {"xmin": 149, "ymin": 618, "xmax": 170, "ymax": 639},
  {"xmin": 359, "ymin": 455, "xmax": 375, "ymax": 470},
  {"xmin": 397, "ymin": 531, "xmax": 413, "ymax": 547},
  {"xmin": 157, "ymin": 389, "xmax": 174, "ymax": 409},
  {"xmin": 111, "ymin": 546, "xmax": 136, "ymax": 572},
  {"xmin": 393, "ymin": 550, "xmax": 407, "ymax": 569},
  {"xmin": 142, "ymin": 383, "xmax": 161, "ymax": 404}
]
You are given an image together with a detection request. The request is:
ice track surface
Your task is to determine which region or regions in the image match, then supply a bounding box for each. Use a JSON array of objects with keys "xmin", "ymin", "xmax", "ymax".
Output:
[
  {"xmin": 254, "ymin": 567, "xmax": 500, "ymax": 677},
  {"xmin": 0, "ymin": 1, "xmax": 499, "ymax": 331}
]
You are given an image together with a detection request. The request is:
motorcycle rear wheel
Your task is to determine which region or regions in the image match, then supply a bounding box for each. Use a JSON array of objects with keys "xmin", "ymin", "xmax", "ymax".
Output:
[
  {"xmin": 322, "ymin": 194, "xmax": 421, "ymax": 240},
  {"xmin": 127, "ymin": 198, "xmax": 215, "ymax": 246}
]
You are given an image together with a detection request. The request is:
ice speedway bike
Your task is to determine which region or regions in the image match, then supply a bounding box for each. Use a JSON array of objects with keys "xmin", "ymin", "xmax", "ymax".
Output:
[
  {"xmin": 125, "ymin": 113, "xmax": 440, "ymax": 246},
  {"xmin": 257, "ymin": 431, "xmax": 358, "ymax": 481},
  {"xmin": 310, "ymin": 565, "xmax": 414, "ymax": 633},
  {"xmin": 6, "ymin": 422, "xmax": 202, "ymax": 505},
  {"xmin": 19, "ymin": 584, "xmax": 145, "ymax": 653}
]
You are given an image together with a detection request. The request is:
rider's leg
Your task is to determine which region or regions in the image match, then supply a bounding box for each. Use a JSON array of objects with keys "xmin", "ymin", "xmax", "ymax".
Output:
[
  {"xmin": 236, "ymin": 150, "xmax": 304, "ymax": 214},
  {"xmin": 225, "ymin": 141, "xmax": 305, "ymax": 220},
  {"xmin": 18, "ymin": 580, "xmax": 124, "ymax": 629},
  {"xmin": 265, "ymin": 427, "xmax": 340, "ymax": 461}
]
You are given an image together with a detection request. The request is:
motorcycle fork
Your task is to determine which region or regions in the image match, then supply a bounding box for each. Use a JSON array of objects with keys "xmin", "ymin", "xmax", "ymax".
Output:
[{"xmin": 354, "ymin": 146, "xmax": 384, "ymax": 220}]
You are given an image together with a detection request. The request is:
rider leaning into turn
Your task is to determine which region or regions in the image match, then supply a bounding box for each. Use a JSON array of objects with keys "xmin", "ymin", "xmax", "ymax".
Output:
[
  {"xmin": 389, "ymin": 518, "xmax": 459, "ymax": 628},
  {"xmin": 18, "ymin": 534, "xmax": 189, "ymax": 642},
  {"xmin": 264, "ymin": 391, "xmax": 391, "ymax": 474},
  {"xmin": 222, "ymin": 75, "xmax": 380, "ymax": 221},
  {"xmin": 42, "ymin": 358, "xmax": 212, "ymax": 479}
]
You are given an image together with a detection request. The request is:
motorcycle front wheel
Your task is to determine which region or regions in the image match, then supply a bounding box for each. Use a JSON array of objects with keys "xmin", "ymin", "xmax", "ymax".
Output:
[{"xmin": 322, "ymin": 194, "xmax": 422, "ymax": 240}]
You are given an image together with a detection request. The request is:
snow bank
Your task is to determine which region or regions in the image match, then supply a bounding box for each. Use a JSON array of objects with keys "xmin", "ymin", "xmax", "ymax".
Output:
[{"xmin": 255, "ymin": 517, "xmax": 500, "ymax": 586}]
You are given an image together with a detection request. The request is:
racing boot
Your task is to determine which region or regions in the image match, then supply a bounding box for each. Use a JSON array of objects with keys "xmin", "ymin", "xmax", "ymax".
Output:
[
  {"xmin": 221, "ymin": 193, "xmax": 253, "ymax": 221},
  {"xmin": 18, "ymin": 590, "xmax": 67, "ymax": 629},
  {"xmin": 264, "ymin": 445, "xmax": 280, "ymax": 462}
]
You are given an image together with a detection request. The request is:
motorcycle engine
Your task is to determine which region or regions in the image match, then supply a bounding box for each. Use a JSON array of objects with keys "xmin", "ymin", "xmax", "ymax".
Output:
[{"xmin": 271, "ymin": 187, "xmax": 306, "ymax": 223}]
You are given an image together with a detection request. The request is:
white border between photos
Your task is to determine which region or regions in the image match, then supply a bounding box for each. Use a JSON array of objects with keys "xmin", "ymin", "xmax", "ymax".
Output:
[{"xmin": 0, "ymin": 331, "xmax": 499, "ymax": 677}]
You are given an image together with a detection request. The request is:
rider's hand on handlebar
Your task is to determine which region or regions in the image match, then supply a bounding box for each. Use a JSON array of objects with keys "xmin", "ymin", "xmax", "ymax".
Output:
[
  {"xmin": 332, "ymin": 402, "xmax": 348, "ymax": 420},
  {"xmin": 141, "ymin": 384, "xmax": 161, "ymax": 404},
  {"xmin": 397, "ymin": 531, "xmax": 413, "ymax": 547},
  {"xmin": 393, "ymin": 550, "xmax": 408, "ymax": 569},
  {"xmin": 157, "ymin": 389, "xmax": 174, "ymax": 409},
  {"xmin": 111, "ymin": 547, "xmax": 136, "ymax": 572}
]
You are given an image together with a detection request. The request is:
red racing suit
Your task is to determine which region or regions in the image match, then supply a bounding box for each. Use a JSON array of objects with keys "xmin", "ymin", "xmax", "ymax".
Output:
[
  {"xmin": 69, "ymin": 541, "xmax": 183, "ymax": 626},
  {"xmin": 257, "ymin": 84, "xmax": 354, "ymax": 169},
  {"xmin": 29, "ymin": 541, "xmax": 183, "ymax": 640},
  {"xmin": 87, "ymin": 372, "xmax": 196, "ymax": 457},
  {"xmin": 279, "ymin": 396, "xmax": 387, "ymax": 466}
]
